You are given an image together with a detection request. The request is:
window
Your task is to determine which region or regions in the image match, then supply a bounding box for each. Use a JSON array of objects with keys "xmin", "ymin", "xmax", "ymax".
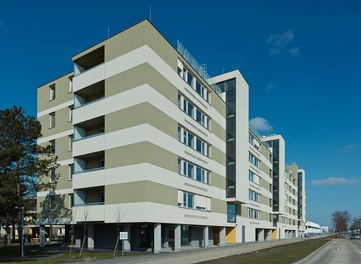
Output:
[
  {"xmin": 178, "ymin": 61, "xmax": 209, "ymax": 102},
  {"xmin": 183, "ymin": 192, "xmax": 194, "ymax": 209},
  {"xmin": 249, "ymin": 134, "xmax": 254, "ymax": 145},
  {"xmin": 187, "ymin": 71, "xmax": 194, "ymax": 87},
  {"xmin": 227, "ymin": 203, "xmax": 236, "ymax": 223},
  {"xmin": 49, "ymin": 84, "xmax": 55, "ymax": 100},
  {"xmin": 68, "ymin": 193, "xmax": 74, "ymax": 208},
  {"xmin": 248, "ymin": 170, "xmax": 259, "ymax": 184},
  {"xmin": 196, "ymin": 138, "xmax": 206, "ymax": 155},
  {"xmin": 50, "ymin": 195, "xmax": 56, "ymax": 210},
  {"xmin": 99, "ymin": 159, "xmax": 105, "ymax": 168},
  {"xmin": 68, "ymin": 135, "xmax": 74, "ymax": 151},
  {"xmin": 50, "ymin": 168, "xmax": 56, "ymax": 183},
  {"xmin": 196, "ymin": 109, "xmax": 207, "ymax": 128},
  {"xmin": 178, "ymin": 159, "xmax": 209, "ymax": 184},
  {"xmin": 178, "ymin": 190, "xmax": 210, "ymax": 211},
  {"xmin": 68, "ymin": 164, "xmax": 74, "ymax": 180},
  {"xmin": 49, "ymin": 112, "xmax": 55, "ymax": 128},
  {"xmin": 196, "ymin": 167, "xmax": 208, "ymax": 183},
  {"xmin": 178, "ymin": 126, "xmax": 209, "ymax": 156},
  {"xmin": 249, "ymin": 189, "xmax": 260, "ymax": 202},
  {"xmin": 248, "ymin": 208, "xmax": 260, "ymax": 219},
  {"xmin": 195, "ymin": 80, "xmax": 208, "ymax": 101},
  {"xmin": 180, "ymin": 160, "xmax": 194, "ymax": 178},
  {"xmin": 68, "ymin": 106, "xmax": 73, "ymax": 122},
  {"xmin": 248, "ymin": 153, "xmax": 260, "ymax": 167},
  {"xmin": 68, "ymin": 76, "xmax": 73, "ymax": 93},
  {"xmin": 178, "ymin": 94, "xmax": 209, "ymax": 129},
  {"xmin": 183, "ymin": 129, "xmax": 194, "ymax": 148},
  {"xmin": 49, "ymin": 140, "xmax": 55, "ymax": 154}
]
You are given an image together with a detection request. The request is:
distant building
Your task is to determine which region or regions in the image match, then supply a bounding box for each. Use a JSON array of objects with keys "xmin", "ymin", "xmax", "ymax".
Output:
[
  {"xmin": 305, "ymin": 221, "xmax": 321, "ymax": 236},
  {"xmin": 321, "ymin": 226, "xmax": 329, "ymax": 234},
  {"xmin": 37, "ymin": 19, "xmax": 307, "ymax": 252}
]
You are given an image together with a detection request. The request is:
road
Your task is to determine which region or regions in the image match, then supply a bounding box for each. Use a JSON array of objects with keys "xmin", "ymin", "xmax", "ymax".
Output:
[{"xmin": 295, "ymin": 239, "xmax": 361, "ymax": 264}]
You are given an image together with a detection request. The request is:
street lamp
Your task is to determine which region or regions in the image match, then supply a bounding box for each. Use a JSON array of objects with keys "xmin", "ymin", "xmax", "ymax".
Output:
[{"xmin": 15, "ymin": 206, "xmax": 24, "ymax": 257}]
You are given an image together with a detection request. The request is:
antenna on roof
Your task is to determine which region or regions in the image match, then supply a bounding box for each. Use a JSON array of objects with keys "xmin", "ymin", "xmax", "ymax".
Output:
[
  {"xmin": 107, "ymin": 27, "xmax": 110, "ymax": 38},
  {"xmin": 149, "ymin": 4, "xmax": 152, "ymax": 22}
]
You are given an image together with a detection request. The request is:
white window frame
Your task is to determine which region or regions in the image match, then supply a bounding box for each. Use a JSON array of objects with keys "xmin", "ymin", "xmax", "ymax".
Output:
[
  {"xmin": 49, "ymin": 139, "xmax": 55, "ymax": 154},
  {"xmin": 49, "ymin": 112, "xmax": 55, "ymax": 128},
  {"xmin": 68, "ymin": 134, "xmax": 74, "ymax": 151},
  {"xmin": 68, "ymin": 164, "xmax": 74, "ymax": 180},
  {"xmin": 68, "ymin": 106, "xmax": 73, "ymax": 122},
  {"xmin": 68, "ymin": 76, "xmax": 73, "ymax": 93},
  {"xmin": 49, "ymin": 84, "xmax": 55, "ymax": 101}
]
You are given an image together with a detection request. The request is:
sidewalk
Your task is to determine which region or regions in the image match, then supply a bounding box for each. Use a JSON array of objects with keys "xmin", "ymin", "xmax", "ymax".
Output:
[{"xmin": 82, "ymin": 237, "xmax": 309, "ymax": 264}]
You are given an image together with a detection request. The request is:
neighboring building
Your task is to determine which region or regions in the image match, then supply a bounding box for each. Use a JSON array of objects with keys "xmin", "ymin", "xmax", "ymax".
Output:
[
  {"xmin": 37, "ymin": 19, "xmax": 307, "ymax": 252},
  {"xmin": 261, "ymin": 135, "xmax": 305, "ymax": 239},
  {"xmin": 305, "ymin": 221, "xmax": 321, "ymax": 236}
]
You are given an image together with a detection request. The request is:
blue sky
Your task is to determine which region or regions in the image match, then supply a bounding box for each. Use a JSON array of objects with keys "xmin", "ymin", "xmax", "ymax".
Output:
[{"xmin": 1, "ymin": 0, "xmax": 360, "ymax": 228}]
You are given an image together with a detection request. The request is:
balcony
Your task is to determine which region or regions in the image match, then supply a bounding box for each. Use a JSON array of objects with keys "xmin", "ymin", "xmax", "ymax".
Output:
[
  {"xmin": 74, "ymin": 151, "xmax": 105, "ymax": 174},
  {"xmin": 73, "ymin": 186, "xmax": 105, "ymax": 206},
  {"xmin": 74, "ymin": 46, "xmax": 104, "ymax": 76},
  {"xmin": 74, "ymin": 80, "xmax": 105, "ymax": 108},
  {"xmin": 74, "ymin": 116, "xmax": 104, "ymax": 141}
]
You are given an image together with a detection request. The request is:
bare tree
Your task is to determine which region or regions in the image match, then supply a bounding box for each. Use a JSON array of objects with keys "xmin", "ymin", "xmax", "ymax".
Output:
[
  {"xmin": 350, "ymin": 216, "xmax": 361, "ymax": 231},
  {"xmin": 113, "ymin": 206, "xmax": 125, "ymax": 256},
  {"xmin": 332, "ymin": 210, "xmax": 351, "ymax": 237}
]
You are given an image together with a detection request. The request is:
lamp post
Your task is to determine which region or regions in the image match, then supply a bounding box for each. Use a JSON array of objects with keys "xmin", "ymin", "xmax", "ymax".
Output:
[{"xmin": 15, "ymin": 206, "xmax": 24, "ymax": 257}]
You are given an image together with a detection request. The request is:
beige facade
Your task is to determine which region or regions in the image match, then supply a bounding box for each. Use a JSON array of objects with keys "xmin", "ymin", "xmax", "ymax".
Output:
[{"xmin": 37, "ymin": 19, "xmax": 306, "ymax": 251}]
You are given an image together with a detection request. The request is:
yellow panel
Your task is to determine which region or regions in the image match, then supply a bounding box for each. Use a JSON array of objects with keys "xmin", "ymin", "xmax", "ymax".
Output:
[
  {"xmin": 272, "ymin": 229, "xmax": 277, "ymax": 240},
  {"xmin": 226, "ymin": 227, "xmax": 236, "ymax": 243}
]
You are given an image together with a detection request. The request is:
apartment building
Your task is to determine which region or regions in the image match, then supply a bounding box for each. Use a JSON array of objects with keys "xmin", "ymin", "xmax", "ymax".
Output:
[
  {"xmin": 261, "ymin": 135, "xmax": 306, "ymax": 239},
  {"xmin": 37, "ymin": 19, "xmax": 306, "ymax": 251}
]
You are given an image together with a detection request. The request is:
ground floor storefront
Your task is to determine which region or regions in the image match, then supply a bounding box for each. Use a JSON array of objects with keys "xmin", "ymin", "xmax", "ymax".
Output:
[{"xmin": 69, "ymin": 223, "xmax": 227, "ymax": 253}]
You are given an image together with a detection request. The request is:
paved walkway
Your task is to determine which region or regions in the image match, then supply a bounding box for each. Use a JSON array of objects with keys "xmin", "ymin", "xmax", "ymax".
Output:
[{"xmin": 82, "ymin": 237, "xmax": 310, "ymax": 264}]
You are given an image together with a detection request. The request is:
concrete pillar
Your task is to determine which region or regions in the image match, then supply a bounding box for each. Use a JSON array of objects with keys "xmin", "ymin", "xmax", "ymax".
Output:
[
  {"xmin": 153, "ymin": 223, "xmax": 161, "ymax": 254},
  {"xmin": 258, "ymin": 229, "xmax": 265, "ymax": 242},
  {"xmin": 203, "ymin": 226, "xmax": 209, "ymax": 248},
  {"xmin": 174, "ymin": 225, "xmax": 181, "ymax": 251},
  {"xmin": 219, "ymin": 227, "xmax": 226, "ymax": 245},
  {"xmin": 124, "ymin": 224, "xmax": 131, "ymax": 252},
  {"xmin": 87, "ymin": 224, "xmax": 94, "ymax": 250},
  {"xmin": 266, "ymin": 230, "xmax": 272, "ymax": 241}
]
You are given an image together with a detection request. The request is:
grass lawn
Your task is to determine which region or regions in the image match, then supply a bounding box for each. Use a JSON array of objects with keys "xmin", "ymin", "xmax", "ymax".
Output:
[
  {"xmin": 198, "ymin": 237, "xmax": 332, "ymax": 264},
  {"xmin": 0, "ymin": 243, "xmax": 146, "ymax": 263}
]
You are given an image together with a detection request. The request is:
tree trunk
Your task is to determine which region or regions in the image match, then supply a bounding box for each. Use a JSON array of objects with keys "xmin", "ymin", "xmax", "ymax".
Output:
[{"xmin": 12, "ymin": 220, "xmax": 15, "ymax": 243}]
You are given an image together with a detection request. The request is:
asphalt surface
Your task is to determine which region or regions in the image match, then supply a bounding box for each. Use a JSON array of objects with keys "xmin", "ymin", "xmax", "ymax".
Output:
[{"xmin": 294, "ymin": 238, "xmax": 361, "ymax": 264}]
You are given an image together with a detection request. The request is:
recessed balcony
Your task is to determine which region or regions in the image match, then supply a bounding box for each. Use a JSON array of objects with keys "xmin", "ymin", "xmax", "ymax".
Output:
[
  {"xmin": 74, "ymin": 46, "xmax": 104, "ymax": 75},
  {"xmin": 74, "ymin": 151, "xmax": 105, "ymax": 174},
  {"xmin": 74, "ymin": 80, "xmax": 105, "ymax": 108}
]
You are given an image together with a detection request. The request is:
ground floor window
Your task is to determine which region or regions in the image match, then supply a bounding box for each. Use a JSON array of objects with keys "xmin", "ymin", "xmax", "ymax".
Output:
[
  {"xmin": 181, "ymin": 225, "xmax": 190, "ymax": 246},
  {"xmin": 139, "ymin": 224, "xmax": 152, "ymax": 248}
]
